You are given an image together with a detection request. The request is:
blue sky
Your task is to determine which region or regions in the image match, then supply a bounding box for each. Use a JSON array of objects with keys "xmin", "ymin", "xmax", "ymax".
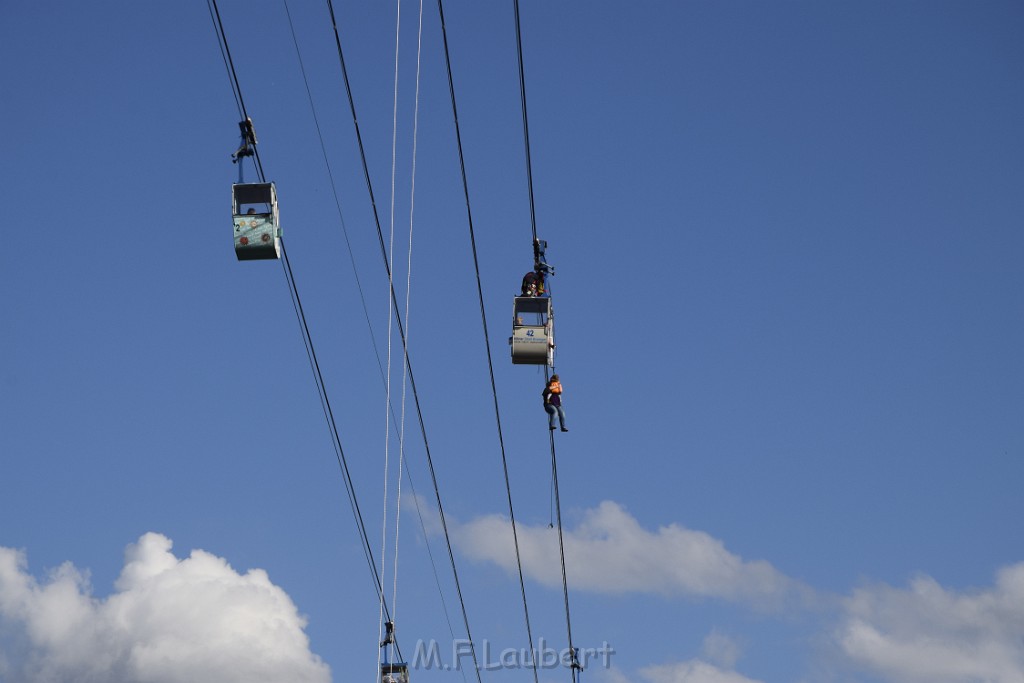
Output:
[{"xmin": 2, "ymin": 2, "xmax": 1023, "ymax": 682}]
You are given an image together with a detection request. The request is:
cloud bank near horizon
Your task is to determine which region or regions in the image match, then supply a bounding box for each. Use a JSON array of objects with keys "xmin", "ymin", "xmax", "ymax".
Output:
[
  {"xmin": 452, "ymin": 499, "xmax": 1024, "ymax": 681},
  {"xmin": 837, "ymin": 564, "xmax": 1024, "ymax": 683},
  {"xmin": 636, "ymin": 630, "xmax": 763, "ymax": 683},
  {"xmin": 8, "ymin": 510, "xmax": 1023, "ymax": 683},
  {"xmin": 640, "ymin": 661, "xmax": 764, "ymax": 683},
  {"xmin": 453, "ymin": 500, "xmax": 807, "ymax": 608},
  {"xmin": 0, "ymin": 532, "xmax": 330, "ymax": 683}
]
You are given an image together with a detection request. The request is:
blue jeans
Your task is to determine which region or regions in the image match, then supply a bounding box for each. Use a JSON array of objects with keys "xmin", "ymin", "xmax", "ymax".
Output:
[{"xmin": 545, "ymin": 403, "xmax": 566, "ymax": 430}]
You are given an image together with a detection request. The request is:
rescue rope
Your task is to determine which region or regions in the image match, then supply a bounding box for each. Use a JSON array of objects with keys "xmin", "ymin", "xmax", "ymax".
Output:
[
  {"xmin": 276, "ymin": 4, "xmax": 484, "ymax": 673},
  {"xmin": 391, "ymin": 0, "xmax": 425, "ymax": 651},
  {"xmin": 282, "ymin": 7, "xmax": 467, "ymax": 678},
  {"xmin": 546, "ymin": 421, "xmax": 579, "ymax": 683},
  {"xmin": 379, "ymin": 0, "xmax": 404, "ymax": 671}
]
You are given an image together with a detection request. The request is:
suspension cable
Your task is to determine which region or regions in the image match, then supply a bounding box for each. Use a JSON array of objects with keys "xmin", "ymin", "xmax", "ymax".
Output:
[
  {"xmin": 435, "ymin": 3, "xmax": 541, "ymax": 683},
  {"xmin": 546, "ymin": 420, "xmax": 579, "ymax": 683},
  {"xmin": 281, "ymin": 0, "xmax": 387, "ymax": 395},
  {"xmin": 512, "ymin": 0, "xmax": 539, "ymax": 244},
  {"xmin": 207, "ymin": 0, "xmax": 266, "ymax": 182},
  {"xmin": 205, "ymin": 0, "xmax": 243, "ymax": 121},
  {"xmin": 512, "ymin": 2, "xmax": 578, "ymax": 680},
  {"xmin": 324, "ymin": 3, "xmax": 483, "ymax": 680},
  {"xmin": 281, "ymin": 243, "xmax": 402, "ymax": 662},
  {"xmin": 280, "ymin": 6, "xmax": 465, "ymax": 674},
  {"xmin": 208, "ymin": 0, "xmax": 405, "ymax": 662}
]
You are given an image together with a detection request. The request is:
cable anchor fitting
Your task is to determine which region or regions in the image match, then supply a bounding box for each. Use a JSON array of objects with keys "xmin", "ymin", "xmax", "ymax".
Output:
[{"xmin": 533, "ymin": 238, "xmax": 554, "ymax": 278}]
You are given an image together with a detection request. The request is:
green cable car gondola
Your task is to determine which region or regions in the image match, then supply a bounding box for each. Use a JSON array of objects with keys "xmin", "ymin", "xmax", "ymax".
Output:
[{"xmin": 232, "ymin": 182, "xmax": 280, "ymax": 260}]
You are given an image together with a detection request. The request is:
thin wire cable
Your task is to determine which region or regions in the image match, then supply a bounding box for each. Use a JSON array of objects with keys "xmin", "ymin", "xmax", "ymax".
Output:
[
  {"xmin": 511, "ymin": 3, "xmax": 577, "ymax": 679},
  {"xmin": 379, "ymin": 0, "xmax": 403, "ymax": 669},
  {"xmin": 547, "ymin": 423, "xmax": 578, "ymax": 683},
  {"xmin": 281, "ymin": 6, "xmax": 464, "ymax": 669},
  {"xmin": 403, "ymin": 469, "xmax": 463, "ymax": 654},
  {"xmin": 387, "ymin": 0, "xmax": 410, "ymax": 658},
  {"xmin": 281, "ymin": 0, "xmax": 388, "ymax": 387},
  {"xmin": 325, "ymin": 4, "xmax": 483, "ymax": 680},
  {"xmin": 391, "ymin": 0, "xmax": 426, "ymax": 640},
  {"xmin": 205, "ymin": 0, "xmax": 242, "ymax": 120},
  {"xmin": 207, "ymin": 0, "xmax": 406, "ymax": 662},
  {"xmin": 280, "ymin": 241, "xmax": 403, "ymax": 664},
  {"xmin": 208, "ymin": 0, "xmax": 266, "ymax": 182},
  {"xmin": 434, "ymin": 3, "xmax": 541, "ymax": 683},
  {"xmin": 549, "ymin": 471, "xmax": 555, "ymax": 528},
  {"xmin": 512, "ymin": 0, "xmax": 538, "ymax": 244}
]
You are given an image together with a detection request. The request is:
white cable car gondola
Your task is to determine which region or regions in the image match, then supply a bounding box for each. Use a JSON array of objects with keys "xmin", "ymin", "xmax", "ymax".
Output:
[
  {"xmin": 381, "ymin": 662, "xmax": 410, "ymax": 683},
  {"xmin": 511, "ymin": 296, "xmax": 554, "ymax": 366},
  {"xmin": 232, "ymin": 182, "xmax": 280, "ymax": 260}
]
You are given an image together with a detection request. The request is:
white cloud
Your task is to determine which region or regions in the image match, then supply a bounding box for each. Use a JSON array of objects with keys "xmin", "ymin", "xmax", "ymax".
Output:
[
  {"xmin": 700, "ymin": 630, "xmax": 742, "ymax": 670},
  {"xmin": 641, "ymin": 660, "xmax": 764, "ymax": 683},
  {"xmin": 454, "ymin": 500, "xmax": 806, "ymax": 608},
  {"xmin": 0, "ymin": 532, "xmax": 330, "ymax": 683},
  {"xmin": 596, "ymin": 660, "xmax": 762, "ymax": 683},
  {"xmin": 621, "ymin": 630, "xmax": 758, "ymax": 683},
  {"xmin": 837, "ymin": 564, "xmax": 1024, "ymax": 683},
  {"xmin": 595, "ymin": 666, "xmax": 636, "ymax": 683}
]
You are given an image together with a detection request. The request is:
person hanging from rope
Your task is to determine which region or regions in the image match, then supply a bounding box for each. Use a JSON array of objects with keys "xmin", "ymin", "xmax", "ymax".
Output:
[
  {"xmin": 543, "ymin": 375, "xmax": 568, "ymax": 432},
  {"xmin": 521, "ymin": 270, "xmax": 543, "ymax": 297},
  {"xmin": 521, "ymin": 239, "xmax": 554, "ymax": 297}
]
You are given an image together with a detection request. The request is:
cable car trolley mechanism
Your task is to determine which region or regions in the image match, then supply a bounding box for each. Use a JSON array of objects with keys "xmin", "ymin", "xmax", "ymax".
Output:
[
  {"xmin": 379, "ymin": 621, "xmax": 409, "ymax": 683},
  {"xmin": 511, "ymin": 238, "xmax": 555, "ymax": 366}
]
